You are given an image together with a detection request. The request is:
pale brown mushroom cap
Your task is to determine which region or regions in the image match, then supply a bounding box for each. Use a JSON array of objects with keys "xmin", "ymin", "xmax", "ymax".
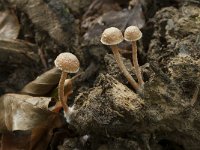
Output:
[
  {"xmin": 124, "ymin": 26, "xmax": 142, "ymax": 42},
  {"xmin": 54, "ymin": 52, "xmax": 80, "ymax": 73},
  {"xmin": 101, "ymin": 27, "xmax": 123, "ymax": 45}
]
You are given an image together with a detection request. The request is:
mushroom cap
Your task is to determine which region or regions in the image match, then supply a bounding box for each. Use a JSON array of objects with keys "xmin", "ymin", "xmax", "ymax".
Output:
[
  {"xmin": 54, "ymin": 52, "xmax": 80, "ymax": 73},
  {"xmin": 101, "ymin": 27, "xmax": 123, "ymax": 45},
  {"xmin": 124, "ymin": 26, "xmax": 142, "ymax": 42}
]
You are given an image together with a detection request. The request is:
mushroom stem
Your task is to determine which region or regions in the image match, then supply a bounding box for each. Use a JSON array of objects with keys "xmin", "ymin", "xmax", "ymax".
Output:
[
  {"xmin": 110, "ymin": 45, "xmax": 139, "ymax": 91},
  {"xmin": 58, "ymin": 72, "xmax": 68, "ymax": 113},
  {"xmin": 132, "ymin": 41, "xmax": 144, "ymax": 86}
]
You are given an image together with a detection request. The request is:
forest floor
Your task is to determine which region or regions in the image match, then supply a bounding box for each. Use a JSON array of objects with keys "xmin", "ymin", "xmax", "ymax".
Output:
[{"xmin": 0, "ymin": 0, "xmax": 200, "ymax": 150}]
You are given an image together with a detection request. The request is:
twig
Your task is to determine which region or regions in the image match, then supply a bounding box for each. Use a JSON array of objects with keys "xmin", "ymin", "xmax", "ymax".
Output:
[
  {"xmin": 38, "ymin": 48, "xmax": 48, "ymax": 70},
  {"xmin": 191, "ymin": 85, "xmax": 199, "ymax": 106}
]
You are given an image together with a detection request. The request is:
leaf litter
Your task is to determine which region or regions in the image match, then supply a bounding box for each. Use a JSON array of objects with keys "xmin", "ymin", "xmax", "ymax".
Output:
[{"xmin": 0, "ymin": 93, "xmax": 65, "ymax": 150}]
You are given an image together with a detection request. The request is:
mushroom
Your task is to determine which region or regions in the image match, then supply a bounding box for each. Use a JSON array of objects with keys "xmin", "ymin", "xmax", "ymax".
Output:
[
  {"xmin": 124, "ymin": 26, "xmax": 144, "ymax": 87},
  {"xmin": 101, "ymin": 27, "xmax": 139, "ymax": 91},
  {"xmin": 54, "ymin": 52, "xmax": 80, "ymax": 113}
]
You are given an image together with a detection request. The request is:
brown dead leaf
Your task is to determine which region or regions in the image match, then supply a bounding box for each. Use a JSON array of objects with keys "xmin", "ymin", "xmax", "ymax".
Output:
[
  {"xmin": 21, "ymin": 68, "xmax": 61, "ymax": 96},
  {"xmin": 0, "ymin": 93, "xmax": 55, "ymax": 131},
  {"xmin": 0, "ymin": 93, "xmax": 65, "ymax": 150},
  {"xmin": 21, "ymin": 68, "xmax": 82, "ymax": 98},
  {"xmin": 0, "ymin": 116, "xmax": 65, "ymax": 150},
  {"xmin": 0, "ymin": 10, "xmax": 20, "ymax": 40}
]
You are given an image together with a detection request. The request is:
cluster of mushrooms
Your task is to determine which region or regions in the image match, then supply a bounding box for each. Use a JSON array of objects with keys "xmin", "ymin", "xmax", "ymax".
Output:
[
  {"xmin": 54, "ymin": 26, "xmax": 144, "ymax": 116},
  {"xmin": 101, "ymin": 26, "xmax": 144, "ymax": 93}
]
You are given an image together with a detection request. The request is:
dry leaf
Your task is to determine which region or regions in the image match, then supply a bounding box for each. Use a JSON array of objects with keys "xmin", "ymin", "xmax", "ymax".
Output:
[
  {"xmin": 21, "ymin": 68, "xmax": 61, "ymax": 96},
  {"xmin": 0, "ymin": 93, "xmax": 55, "ymax": 131},
  {"xmin": 0, "ymin": 10, "xmax": 20, "ymax": 40},
  {"xmin": 0, "ymin": 117, "xmax": 65, "ymax": 150},
  {"xmin": 21, "ymin": 68, "xmax": 82, "ymax": 112},
  {"xmin": 0, "ymin": 93, "xmax": 65, "ymax": 150}
]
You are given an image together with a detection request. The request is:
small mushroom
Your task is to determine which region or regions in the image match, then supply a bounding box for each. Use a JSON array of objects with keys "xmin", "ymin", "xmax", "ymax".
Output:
[
  {"xmin": 124, "ymin": 26, "xmax": 144, "ymax": 87},
  {"xmin": 54, "ymin": 52, "xmax": 80, "ymax": 113},
  {"xmin": 101, "ymin": 27, "xmax": 139, "ymax": 91}
]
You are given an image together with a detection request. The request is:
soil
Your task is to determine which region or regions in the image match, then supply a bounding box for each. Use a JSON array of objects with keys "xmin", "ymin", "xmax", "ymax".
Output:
[{"xmin": 1, "ymin": 0, "xmax": 200, "ymax": 150}]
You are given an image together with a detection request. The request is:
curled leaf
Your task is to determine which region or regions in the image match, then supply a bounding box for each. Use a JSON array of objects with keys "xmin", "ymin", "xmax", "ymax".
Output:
[
  {"xmin": 0, "ymin": 10, "xmax": 20, "ymax": 40},
  {"xmin": 0, "ymin": 93, "xmax": 65, "ymax": 150},
  {"xmin": 21, "ymin": 68, "xmax": 61, "ymax": 96},
  {"xmin": 0, "ymin": 93, "xmax": 58, "ymax": 131}
]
